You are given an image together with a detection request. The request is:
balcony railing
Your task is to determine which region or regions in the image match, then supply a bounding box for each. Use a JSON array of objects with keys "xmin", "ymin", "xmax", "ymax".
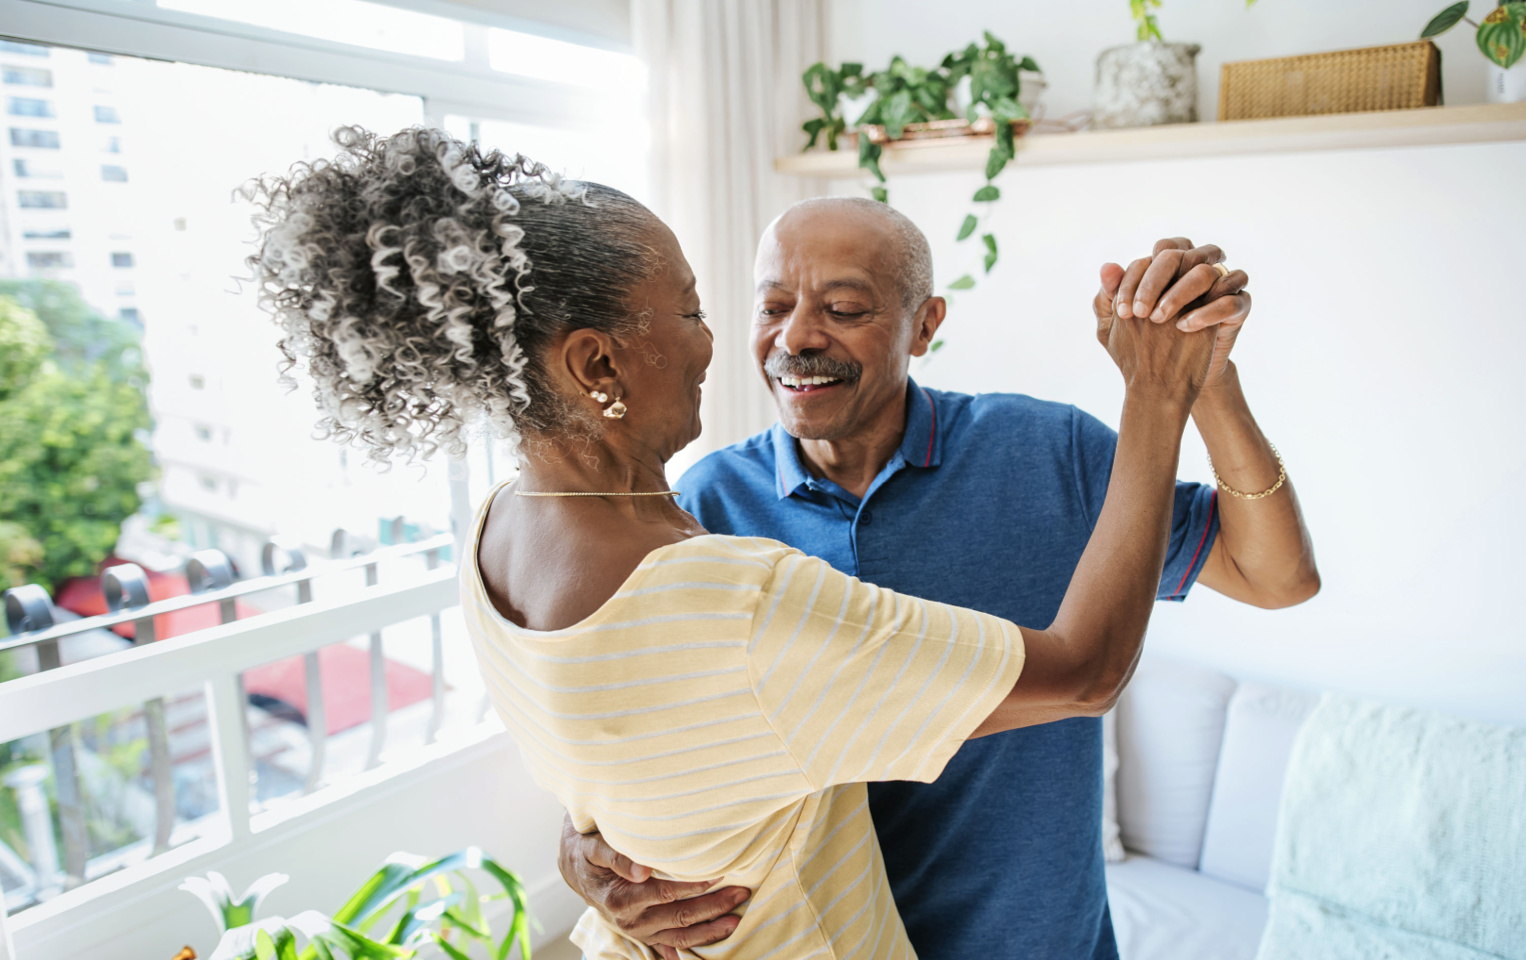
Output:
[{"xmin": 0, "ymin": 524, "xmax": 473, "ymax": 924}]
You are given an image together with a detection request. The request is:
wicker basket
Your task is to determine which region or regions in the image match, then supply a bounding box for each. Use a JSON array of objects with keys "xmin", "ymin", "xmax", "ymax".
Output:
[{"xmin": 1218, "ymin": 41, "xmax": 1441, "ymax": 121}]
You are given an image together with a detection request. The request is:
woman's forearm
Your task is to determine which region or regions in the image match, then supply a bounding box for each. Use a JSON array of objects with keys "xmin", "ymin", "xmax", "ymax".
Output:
[{"xmin": 972, "ymin": 390, "xmax": 1190, "ymax": 736}]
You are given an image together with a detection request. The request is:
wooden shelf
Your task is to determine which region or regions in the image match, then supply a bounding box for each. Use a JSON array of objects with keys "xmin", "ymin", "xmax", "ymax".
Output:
[{"xmin": 774, "ymin": 102, "xmax": 1526, "ymax": 176}]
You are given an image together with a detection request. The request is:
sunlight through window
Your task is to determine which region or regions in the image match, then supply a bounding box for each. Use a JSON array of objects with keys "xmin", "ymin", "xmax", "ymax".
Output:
[
  {"xmin": 489, "ymin": 28, "xmax": 642, "ymax": 89},
  {"xmin": 158, "ymin": 0, "xmax": 464, "ymax": 61}
]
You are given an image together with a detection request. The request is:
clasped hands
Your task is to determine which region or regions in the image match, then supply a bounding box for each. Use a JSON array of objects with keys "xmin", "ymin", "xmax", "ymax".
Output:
[
  {"xmin": 558, "ymin": 236, "xmax": 1253, "ymax": 960},
  {"xmin": 1094, "ymin": 236, "xmax": 1253, "ymax": 392}
]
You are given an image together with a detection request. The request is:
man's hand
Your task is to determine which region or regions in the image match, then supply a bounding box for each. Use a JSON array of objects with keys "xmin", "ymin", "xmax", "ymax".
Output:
[
  {"xmin": 559, "ymin": 814, "xmax": 750, "ymax": 960},
  {"xmin": 1093, "ymin": 238, "xmax": 1250, "ymax": 387}
]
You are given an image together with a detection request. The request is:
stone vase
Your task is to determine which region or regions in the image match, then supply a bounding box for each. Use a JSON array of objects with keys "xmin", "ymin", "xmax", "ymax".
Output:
[{"xmin": 1094, "ymin": 41, "xmax": 1202, "ymax": 129}]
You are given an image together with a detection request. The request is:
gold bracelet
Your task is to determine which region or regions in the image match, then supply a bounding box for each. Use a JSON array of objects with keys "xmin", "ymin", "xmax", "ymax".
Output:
[{"xmin": 1208, "ymin": 443, "xmax": 1286, "ymax": 500}]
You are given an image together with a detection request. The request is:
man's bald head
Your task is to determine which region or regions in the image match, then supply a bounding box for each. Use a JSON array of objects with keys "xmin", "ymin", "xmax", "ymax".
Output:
[{"xmin": 766, "ymin": 197, "xmax": 934, "ymax": 315}]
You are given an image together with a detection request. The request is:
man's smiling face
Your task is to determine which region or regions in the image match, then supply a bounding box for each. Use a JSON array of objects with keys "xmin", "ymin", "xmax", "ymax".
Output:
[{"xmin": 752, "ymin": 203, "xmax": 935, "ymax": 443}]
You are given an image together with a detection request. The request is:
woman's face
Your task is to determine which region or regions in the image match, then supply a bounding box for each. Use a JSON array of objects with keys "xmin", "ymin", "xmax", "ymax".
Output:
[{"xmin": 615, "ymin": 219, "xmax": 713, "ymax": 462}]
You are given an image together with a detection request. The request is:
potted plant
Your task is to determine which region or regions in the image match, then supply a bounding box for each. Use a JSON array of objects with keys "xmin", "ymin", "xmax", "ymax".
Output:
[
  {"xmin": 1095, "ymin": 1, "xmax": 1266, "ymax": 128},
  {"xmin": 176, "ymin": 847, "xmax": 531, "ymax": 960},
  {"xmin": 1421, "ymin": 2, "xmax": 1526, "ymax": 102},
  {"xmin": 800, "ymin": 33, "xmax": 1041, "ymax": 312},
  {"xmin": 1094, "ymin": 1, "xmax": 1205, "ymax": 128}
]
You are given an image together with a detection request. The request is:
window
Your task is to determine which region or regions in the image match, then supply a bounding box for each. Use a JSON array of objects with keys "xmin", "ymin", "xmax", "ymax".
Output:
[
  {"xmin": 0, "ymin": 40, "xmax": 49, "ymax": 57},
  {"xmin": 118, "ymin": 307, "xmax": 141, "ymax": 324},
  {"xmin": 488, "ymin": 29, "xmax": 642, "ymax": 89},
  {"xmin": 17, "ymin": 189, "xmax": 67, "ymax": 208},
  {"xmin": 103, "ymin": 134, "xmax": 121, "ymax": 152},
  {"xmin": 159, "ymin": 0, "xmax": 465, "ymax": 61},
  {"xmin": 13, "ymin": 158, "xmax": 61, "ymax": 178},
  {"xmin": 88, "ymin": 52, "xmax": 114, "ymax": 65},
  {"xmin": 101, "ymin": 164, "xmax": 129, "ymax": 182},
  {"xmin": 189, "ymin": 374, "xmax": 205, "ymax": 390},
  {"xmin": 198, "ymin": 474, "xmax": 218, "ymax": 492},
  {"xmin": 7, "ymin": 96, "xmax": 53, "ymax": 117},
  {"xmin": 93, "ymin": 104, "xmax": 120, "ymax": 123},
  {"xmin": 26, "ymin": 251, "xmax": 74, "ymax": 269},
  {"xmin": 113, "ymin": 251, "xmax": 135, "ymax": 268},
  {"xmin": 3, "ymin": 66, "xmax": 52, "ymax": 87},
  {"xmin": 115, "ymin": 281, "xmax": 136, "ymax": 295},
  {"xmin": 23, "ymin": 228, "xmax": 70, "ymax": 239},
  {"xmin": 9, "ymin": 127, "xmax": 59, "ymax": 148}
]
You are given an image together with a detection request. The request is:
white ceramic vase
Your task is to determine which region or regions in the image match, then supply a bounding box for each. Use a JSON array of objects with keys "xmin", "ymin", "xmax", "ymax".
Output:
[
  {"xmin": 1486, "ymin": 60, "xmax": 1526, "ymax": 103},
  {"xmin": 1093, "ymin": 41, "xmax": 1201, "ymax": 129}
]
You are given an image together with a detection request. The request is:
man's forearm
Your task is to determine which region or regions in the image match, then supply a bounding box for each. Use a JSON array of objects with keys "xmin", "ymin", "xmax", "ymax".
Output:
[{"xmin": 1191, "ymin": 362, "xmax": 1320, "ymax": 608}]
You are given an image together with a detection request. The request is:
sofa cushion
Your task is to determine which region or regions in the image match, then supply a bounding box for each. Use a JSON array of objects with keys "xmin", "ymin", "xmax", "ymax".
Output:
[
  {"xmin": 1115, "ymin": 657, "xmax": 1237, "ymax": 868},
  {"xmin": 1198, "ymin": 682, "xmax": 1318, "ymax": 892},
  {"xmin": 1102, "ymin": 709, "xmax": 1125, "ymax": 862},
  {"xmin": 1106, "ymin": 855, "xmax": 1268, "ymax": 960}
]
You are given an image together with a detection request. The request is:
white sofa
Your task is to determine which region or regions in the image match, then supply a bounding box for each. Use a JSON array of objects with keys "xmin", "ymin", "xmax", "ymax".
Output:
[{"xmin": 1103, "ymin": 657, "xmax": 1320, "ymax": 960}]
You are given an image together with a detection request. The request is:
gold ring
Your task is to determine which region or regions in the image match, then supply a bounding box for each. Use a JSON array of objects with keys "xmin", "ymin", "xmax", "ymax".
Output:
[{"xmin": 1212, "ymin": 262, "xmax": 1231, "ymax": 279}]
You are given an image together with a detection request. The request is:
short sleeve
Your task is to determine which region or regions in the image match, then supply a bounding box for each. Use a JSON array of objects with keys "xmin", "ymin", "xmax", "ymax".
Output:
[
  {"xmin": 1071, "ymin": 407, "xmax": 1220, "ymax": 602},
  {"xmin": 747, "ymin": 550, "xmax": 1025, "ymax": 791}
]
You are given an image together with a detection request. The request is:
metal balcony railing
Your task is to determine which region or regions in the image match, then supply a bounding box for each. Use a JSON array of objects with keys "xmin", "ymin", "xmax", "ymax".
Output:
[{"xmin": 0, "ymin": 521, "xmax": 463, "ymax": 914}]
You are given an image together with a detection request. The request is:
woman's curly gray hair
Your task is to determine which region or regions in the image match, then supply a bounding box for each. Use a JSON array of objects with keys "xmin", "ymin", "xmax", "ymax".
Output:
[{"xmin": 244, "ymin": 125, "xmax": 658, "ymax": 465}]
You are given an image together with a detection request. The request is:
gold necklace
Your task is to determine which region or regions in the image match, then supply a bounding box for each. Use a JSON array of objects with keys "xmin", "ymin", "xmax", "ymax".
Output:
[{"xmin": 514, "ymin": 490, "xmax": 681, "ymax": 498}]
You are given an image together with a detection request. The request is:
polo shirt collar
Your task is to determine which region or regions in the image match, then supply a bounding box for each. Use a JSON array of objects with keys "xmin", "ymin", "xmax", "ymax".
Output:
[
  {"xmin": 771, "ymin": 378, "xmax": 944, "ymax": 500},
  {"xmin": 899, "ymin": 378, "xmax": 944, "ymax": 470}
]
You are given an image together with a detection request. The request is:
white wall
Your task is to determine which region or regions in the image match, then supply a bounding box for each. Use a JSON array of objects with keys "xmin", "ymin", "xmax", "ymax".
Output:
[
  {"xmin": 826, "ymin": 0, "xmax": 1495, "ymax": 122},
  {"xmin": 812, "ymin": 137, "xmax": 1526, "ymax": 728}
]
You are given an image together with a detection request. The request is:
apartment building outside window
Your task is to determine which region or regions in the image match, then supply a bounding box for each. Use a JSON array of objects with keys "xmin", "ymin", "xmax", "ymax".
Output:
[
  {"xmin": 8, "ymin": 126, "xmax": 59, "ymax": 148},
  {"xmin": 92, "ymin": 104, "xmax": 121, "ymax": 123},
  {"xmin": 7, "ymin": 96, "xmax": 53, "ymax": 117},
  {"xmin": 26, "ymin": 251, "xmax": 73, "ymax": 269},
  {"xmin": 101, "ymin": 164, "xmax": 128, "ymax": 182},
  {"xmin": 102, "ymin": 134, "xmax": 121, "ymax": 152},
  {"xmin": 3, "ymin": 66, "xmax": 53, "ymax": 86},
  {"xmin": 17, "ymin": 189, "xmax": 66, "ymax": 208},
  {"xmin": 0, "ymin": 39, "xmax": 49, "ymax": 57},
  {"xmin": 112, "ymin": 251, "xmax": 134, "ymax": 267},
  {"xmin": 13, "ymin": 158, "xmax": 62, "ymax": 178},
  {"xmin": 22, "ymin": 228, "xmax": 69, "ymax": 239}
]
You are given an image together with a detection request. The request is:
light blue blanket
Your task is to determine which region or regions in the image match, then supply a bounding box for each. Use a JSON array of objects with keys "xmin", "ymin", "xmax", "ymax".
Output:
[{"xmin": 1258, "ymin": 694, "xmax": 1526, "ymax": 960}]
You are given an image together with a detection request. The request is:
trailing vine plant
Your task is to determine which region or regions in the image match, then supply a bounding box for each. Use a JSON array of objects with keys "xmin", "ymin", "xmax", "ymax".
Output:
[{"xmin": 802, "ymin": 33, "xmax": 1040, "ymax": 341}]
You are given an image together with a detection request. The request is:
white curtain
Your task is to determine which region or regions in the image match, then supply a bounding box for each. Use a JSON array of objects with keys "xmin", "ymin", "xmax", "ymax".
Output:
[{"xmin": 633, "ymin": 0, "xmax": 830, "ymax": 465}]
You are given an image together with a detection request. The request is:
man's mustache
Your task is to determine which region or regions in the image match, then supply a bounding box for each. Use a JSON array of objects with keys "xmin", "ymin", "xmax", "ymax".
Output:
[{"xmin": 764, "ymin": 353, "xmax": 862, "ymax": 383}]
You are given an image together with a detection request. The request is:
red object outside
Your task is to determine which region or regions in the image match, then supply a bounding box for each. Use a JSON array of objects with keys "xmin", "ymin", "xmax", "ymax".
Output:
[{"xmin": 57, "ymin": 558, "xmax": 433, "ymax": 734}]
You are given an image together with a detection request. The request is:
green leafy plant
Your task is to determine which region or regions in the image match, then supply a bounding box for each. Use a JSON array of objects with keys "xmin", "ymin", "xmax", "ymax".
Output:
[
  {"xmin": 0, "ymin": 284, "xmax": 153, "ymax": 594},
  {"xmin": 1130, "ymin": 0, "xmax": 1260, "ymax": 42},
  {"xmin": 801, "ymin": 33, "xmax": 1039, "ymax": 315},
  {"xmin": 180, "ymin": 848, "xmax": 532, "ymax": 960},
  {"xmin": 1423, "ymin": 2, "xmax": 1526, "ymax": 68}
]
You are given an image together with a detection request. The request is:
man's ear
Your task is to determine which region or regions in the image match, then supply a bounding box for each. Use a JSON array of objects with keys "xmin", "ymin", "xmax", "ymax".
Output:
[
  {"xmin": 908, "ymin": 296, "xmax": 948, "ymax": 358},
  {"xmin": 558, "ymin": 328, "xmax": 623, "ymax": 397}
]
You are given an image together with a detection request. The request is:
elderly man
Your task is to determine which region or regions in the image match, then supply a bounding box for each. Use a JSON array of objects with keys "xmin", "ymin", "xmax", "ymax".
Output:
[{"xmin": 557, "ymin": 197, "xmax": 1318, "ymax": 960}]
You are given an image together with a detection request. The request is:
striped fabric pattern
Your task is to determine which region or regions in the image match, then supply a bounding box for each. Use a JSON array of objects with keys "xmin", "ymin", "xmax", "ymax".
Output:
[{"xmin": 462, "ymin": 490, "xmax": 1025, "ymax": 960}]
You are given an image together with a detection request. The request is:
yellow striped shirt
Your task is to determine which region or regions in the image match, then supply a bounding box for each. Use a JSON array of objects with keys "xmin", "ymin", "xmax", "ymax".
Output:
[{"xmin": 462, "ymin": 490, "xmax": 1025, "ymax": 960}]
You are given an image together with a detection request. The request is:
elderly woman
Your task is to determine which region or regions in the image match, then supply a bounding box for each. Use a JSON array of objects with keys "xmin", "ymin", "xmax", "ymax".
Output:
[{"xmin": 248, "ymin": 127, "xmax": 1214, "ymax": 960}]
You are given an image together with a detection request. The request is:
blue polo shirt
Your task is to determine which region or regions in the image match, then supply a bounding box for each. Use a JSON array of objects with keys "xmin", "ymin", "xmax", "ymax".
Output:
[{"xmin": 676, "ymin": 380, "xmax": 1218, "ymax": 960}]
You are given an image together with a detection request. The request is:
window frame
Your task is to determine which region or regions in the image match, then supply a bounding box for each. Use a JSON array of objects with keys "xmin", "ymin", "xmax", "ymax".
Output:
[{"xmin": 1, "ymin": 0, "xmax": 632, "ymax": 130}]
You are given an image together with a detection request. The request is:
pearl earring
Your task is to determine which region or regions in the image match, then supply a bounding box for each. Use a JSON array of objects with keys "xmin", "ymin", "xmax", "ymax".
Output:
[{"xmin": 588, "ymin": 390, "xmax": 609, "ymax": 404}]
